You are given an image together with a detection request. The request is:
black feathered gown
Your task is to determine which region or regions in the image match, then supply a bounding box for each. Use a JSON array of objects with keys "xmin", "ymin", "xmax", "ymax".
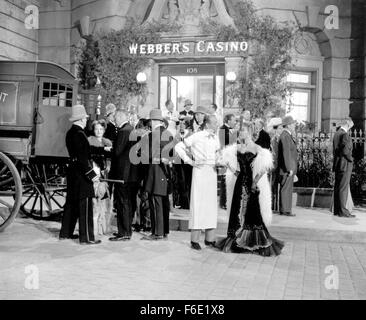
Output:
[{"xmin": 217, "ymin": 152, "xmax": 284, "ymax": 256}]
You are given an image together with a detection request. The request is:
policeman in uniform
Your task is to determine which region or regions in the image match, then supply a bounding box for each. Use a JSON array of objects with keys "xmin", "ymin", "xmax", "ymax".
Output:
[{"xmin": 59, "ymin": 105, "xmax": 101, "ymax": 245}]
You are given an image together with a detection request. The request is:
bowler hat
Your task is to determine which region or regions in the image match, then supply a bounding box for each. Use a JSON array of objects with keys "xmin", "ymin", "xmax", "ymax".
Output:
[
  {"xmin": 195, "ymin": 106, "xmax": 208, "ymax": 115},
  {"xmin": 69, "ymin": 104, "xmax": 89, "ymax": 122},
  {"xmin": 149, "ymin": 109, "xmax": 164, "ymax": 121},
  {"xmin": 282, "ymin": 115, "xmax": 296, "ymax": 126},
  {"xmin": 184, "ymin": 99, "xmax": 193, "ymax": 107},
  {"xmin": 105, "ymin": 103, "xmax": 116, "ymax": 117},
  {"xmin": 267, "ymin": 117, "xmax": 282, "ymax": 128}
]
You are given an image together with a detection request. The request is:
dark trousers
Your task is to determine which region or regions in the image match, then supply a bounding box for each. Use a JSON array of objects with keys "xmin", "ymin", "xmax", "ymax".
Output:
[
  {"xmin": 279, "ymin": 174, "xmax": 294, "ymax": 214},
  {"xmin": 271, "ymin": 172, "xmax": 280, "ymax": 212},
  {"xmin": 334, "ymin": 164, "xmax": 352, "ymax": 216},
  {"xmin": 219, "ymin": 176, "xmax": 227, "ymax": 209},
  {"xmin": 149, "ymin": 195, "xmax": 170, "ymax": 236},
  {"xmin": 60, "ymin": 195, "xmax": 94, "ymax": 243},
  {"xmin": 114, "ymin": 182, "xmax": 138, "ymax": 237}
]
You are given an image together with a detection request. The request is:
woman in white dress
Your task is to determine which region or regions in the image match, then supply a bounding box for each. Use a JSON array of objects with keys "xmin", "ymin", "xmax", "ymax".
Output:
[{"xmin": 175, "ymin": 114, "xmax": 221, "ymax": 250}]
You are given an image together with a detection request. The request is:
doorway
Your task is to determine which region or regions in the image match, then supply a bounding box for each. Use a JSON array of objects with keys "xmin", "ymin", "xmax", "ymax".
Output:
[{"xmin": 159, "ymin": 63, "xmax": 225, "ymax": 112}]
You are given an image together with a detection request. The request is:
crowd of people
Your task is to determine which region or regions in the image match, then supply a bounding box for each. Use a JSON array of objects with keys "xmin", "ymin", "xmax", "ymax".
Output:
[{"xmin": 59, "ymin": 100, "xmax": 356, "ymax": 257}]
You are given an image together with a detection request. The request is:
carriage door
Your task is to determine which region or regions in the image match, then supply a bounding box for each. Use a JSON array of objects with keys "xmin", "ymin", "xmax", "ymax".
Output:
[{"xmin": 34, "ymin": 78, "xmax": 77, "ymax": 158}]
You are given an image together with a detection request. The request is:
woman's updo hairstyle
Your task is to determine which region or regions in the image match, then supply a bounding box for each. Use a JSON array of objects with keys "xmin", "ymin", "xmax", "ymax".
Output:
[{"xmin": 92, "ymin": 119, "xmax": 107, "ymax": 131}]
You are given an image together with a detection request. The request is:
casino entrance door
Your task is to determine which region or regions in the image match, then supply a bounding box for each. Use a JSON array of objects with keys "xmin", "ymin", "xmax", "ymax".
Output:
[{"xmin": 158, "ymin": 63, "xmax": 225, "ymax": 111}]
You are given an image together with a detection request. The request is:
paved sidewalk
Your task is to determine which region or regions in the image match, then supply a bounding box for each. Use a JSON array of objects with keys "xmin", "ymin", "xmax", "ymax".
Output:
[{"xmin": 1, "ymin": 212, "xmax": 366, "ymax": 300}]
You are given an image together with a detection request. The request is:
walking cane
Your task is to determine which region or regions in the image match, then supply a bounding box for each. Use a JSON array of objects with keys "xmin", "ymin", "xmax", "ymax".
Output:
[{"xmin": 100, "ymin": 178, "xmax": 125, "ymax": 184}]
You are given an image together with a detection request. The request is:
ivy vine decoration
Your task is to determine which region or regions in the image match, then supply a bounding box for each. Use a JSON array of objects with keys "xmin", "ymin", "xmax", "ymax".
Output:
[
  {"xmin": 201, "ymin": 0, "xmax": 297, "ymax": 118},
  {"xmin": 76, "ymin": 19, "xmax": 181, "ymax": 107}
]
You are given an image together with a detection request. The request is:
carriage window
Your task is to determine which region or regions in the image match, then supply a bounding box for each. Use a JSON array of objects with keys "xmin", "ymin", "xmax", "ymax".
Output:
[
  {"xmin": 42, "ymin": 82, "xmax": 73, "ymax": 107},
  {"xmin": 0, "ymin": 81, "xmax": 18, "ymax": 125}
]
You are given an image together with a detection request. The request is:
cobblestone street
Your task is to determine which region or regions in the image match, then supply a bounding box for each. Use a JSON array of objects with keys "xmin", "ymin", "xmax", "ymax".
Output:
[{"xmin": 1, "ymin": 209, "xmax": 366, "ymax": 300}]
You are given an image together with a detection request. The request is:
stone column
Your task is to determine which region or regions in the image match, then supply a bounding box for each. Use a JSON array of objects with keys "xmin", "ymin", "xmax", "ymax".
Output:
[{"xmin": 321, "ymin": 38, "xmax": 351, "ymax": 131}]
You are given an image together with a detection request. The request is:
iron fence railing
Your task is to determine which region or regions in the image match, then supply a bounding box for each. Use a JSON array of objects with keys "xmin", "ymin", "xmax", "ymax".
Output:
[{"xmin": 295, "ymin": 129, "xmax": 366, "ymax": 205}]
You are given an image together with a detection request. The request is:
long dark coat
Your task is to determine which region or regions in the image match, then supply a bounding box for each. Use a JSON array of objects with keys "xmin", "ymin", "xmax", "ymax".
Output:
[
  {"xmin": 110, "ymin": 122, "xmax": 138, "ymax": 183},
  {"xmin": 65, "ymin": 124, "xmax": 95, "ymax": 199},
  {"xmin": 144, "ymin": 125, "xmax": 172, "ymax": 196}
]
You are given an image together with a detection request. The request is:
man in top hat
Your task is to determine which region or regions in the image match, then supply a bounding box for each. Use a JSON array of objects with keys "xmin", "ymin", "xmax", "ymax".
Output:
[
  {"xmin": 104, "ymin": 103, "xmax": 118, "ymax": 144},
  {"xmin": 267, "ymin": 117, "xmax": 283, "ymax": 212},
  {"xmin": 142, "ymin": 109, "xmax": 172, "ymax": 240},
  {"xmin": 109, "ymin": 109, "xmax": 139, "ymax": 241},
  {"xmin": 59, "ymin": 105, "xmax": 101, "ymax": 245},
  {"xmin": 332, "ymin": 117, "xmax": 355, "ymax": 218},
  {"xmin": 278, "ymin": 115, "xmax": 298, "ymax": 217}
]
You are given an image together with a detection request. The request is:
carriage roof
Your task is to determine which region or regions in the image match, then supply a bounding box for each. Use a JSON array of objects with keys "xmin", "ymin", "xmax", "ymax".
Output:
[{"xmin": 0, "ymin": 60, "xmax": 76, "ymax": 82}]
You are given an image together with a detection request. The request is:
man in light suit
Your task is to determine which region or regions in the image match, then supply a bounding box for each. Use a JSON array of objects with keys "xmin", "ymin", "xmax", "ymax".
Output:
[
  {"xmin": 278, "ymin": 116, "xmax": 298, "ymax": 217},
  {"xmin": 332, "ymin": 118, "xmax": 355, "ymax": 218}
]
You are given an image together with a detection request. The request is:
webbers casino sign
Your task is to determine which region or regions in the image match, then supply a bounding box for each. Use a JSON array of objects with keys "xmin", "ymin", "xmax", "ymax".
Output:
[{"xmin": 128, "ymin": 40, "xmax": 248, "ymax": 57}]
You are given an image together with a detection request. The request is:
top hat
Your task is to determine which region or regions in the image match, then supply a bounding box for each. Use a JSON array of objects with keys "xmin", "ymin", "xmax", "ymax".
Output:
[
  {"xmin": 69, "ymin": 104, "xmax": 89, "ymax": 122},
  {"xmin": 195, "ymin": 106, "xmax": 208, "ymax": 115},
  {"xmin": 267, "ymin": 117, "xmax": 282, "ymax": 128},
  {"xmin": 282, "ymin": 115, "xmax": 296, "ymax": 126},
  {"xmin": 105, "ymin": 103, "xmax": 116, "ymax": 117},
  {"xmin": 184, "ymin": 99, "xmax": 193, "ymax": 107},
  {"xmin": 149, "ymin": 109, "xmax": 164, "ymax": 121}
]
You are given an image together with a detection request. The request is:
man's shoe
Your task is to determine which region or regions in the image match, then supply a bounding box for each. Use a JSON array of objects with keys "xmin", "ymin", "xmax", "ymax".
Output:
[
  {"xmin": 80, "ymin": 240, "xmax": 102, "ymax": 245},
  {"xmin": 59, "ymin": 234, "xmax": 79, "ymax": 240},
  {"xmin": 281, "ymin": 212, "xmax": 296, "ymax": 217},
  {"xmin": 191, "ymin": 241, "xmax": 202, "ymax": 250},
  {"xmin": 204, "ymin": 240, "xmax": 216, "ymax": 247},
  {"xmin": 109, "ymin": 236, "xmax": 130, "ymax": 241},
  {"xmin": 141, "ymin": 234, "xmax": 164, "ymax": 241}
]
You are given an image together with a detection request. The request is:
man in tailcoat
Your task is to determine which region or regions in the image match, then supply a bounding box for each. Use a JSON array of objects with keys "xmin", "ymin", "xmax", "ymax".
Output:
[
  {"xmin": 254, "ymin": 118, "xmax": 271, "ymax": 150},
  {"xmin": 218, "ymin": 113, "xmax": 237, "ymax": 209},
  {"xmin": 278, "ymin": 116, "xmax": 298, "ymax": 217},
  {"xmin": 142, "ymin": 109, "xmax": 172, "ymax": 240},
  {"xmin": 109, "ymin": 109, "xmax": 139, "ymax": 241},
  {"xmin": 332, "ymin": 118, "xmax": 355, "ymax": 218},
  {"xmin": 59, "ymin": 105, "xmax": 101, "ymax": 245}
]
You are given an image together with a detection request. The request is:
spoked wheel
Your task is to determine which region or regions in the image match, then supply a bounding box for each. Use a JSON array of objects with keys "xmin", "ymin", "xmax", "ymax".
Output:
[
  {"xmin": 20, "ymin": 162, "xmax": 67, "ymax": 221},
  {"xmin": 0, "ymin": 152, "xmax": 22, "ymax": 232}
]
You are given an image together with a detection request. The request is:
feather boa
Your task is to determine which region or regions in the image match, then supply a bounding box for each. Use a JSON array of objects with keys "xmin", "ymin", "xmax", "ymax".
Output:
[{"xmin": 251, "ymin": 147, "xmax": 274, "ymax": 226}]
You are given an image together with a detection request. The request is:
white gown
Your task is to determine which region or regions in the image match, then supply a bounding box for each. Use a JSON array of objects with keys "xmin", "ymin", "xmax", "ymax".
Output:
[{"xmin": 175, "ymin": 130, "xmax": 220, "ymax": 229}]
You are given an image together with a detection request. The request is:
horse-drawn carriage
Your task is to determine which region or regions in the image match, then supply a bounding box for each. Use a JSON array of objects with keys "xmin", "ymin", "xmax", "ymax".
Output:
[{"xmin": 0, "ymin": 61, "xmax": 80, "ymax": 231}]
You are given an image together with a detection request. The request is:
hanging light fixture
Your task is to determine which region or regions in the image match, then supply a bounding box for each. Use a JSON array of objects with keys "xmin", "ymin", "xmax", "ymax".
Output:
[
  {"xmin": 136, "ymin": 72, "xmax": 147, "ymax": 84},
  {"xmin": 226, "ymin": 71, "xmax": 237, "ymax": 83}
]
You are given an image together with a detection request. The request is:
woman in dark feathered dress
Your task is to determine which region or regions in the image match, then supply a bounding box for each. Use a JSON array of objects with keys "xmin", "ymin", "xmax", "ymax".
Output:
[{"xmin": 217, "ymin": 121, "xmax": 284, "ymax": 256}]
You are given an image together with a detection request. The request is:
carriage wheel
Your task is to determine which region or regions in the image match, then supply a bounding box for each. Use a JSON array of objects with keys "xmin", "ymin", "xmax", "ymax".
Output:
[
  {"xmin": 0, "ymin": 152, "xmax": 22, "ymax": 232},
  {"xmin": 20, "ymin": 162, "xmax": 66, "ymax": 221}
]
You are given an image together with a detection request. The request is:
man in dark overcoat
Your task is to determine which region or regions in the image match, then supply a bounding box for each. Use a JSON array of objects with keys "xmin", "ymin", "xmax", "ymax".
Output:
[
  {"xmin": 109, "ymin": 109, "xmax": 139, "ymax": 241},
  {"xmin": 278, "ymin": 115, "xmax": 298, "ymax": 217},
  {"xmin": 142, "ymin": 109, "xmax": 172, "ymax": 240},
  {"xmin": 332, "ymin": 118, "xmax": 355, "ymax": 218},
  {"xmin": 59, "ymin": 105, "xmax": 101, "ymax": 245}
]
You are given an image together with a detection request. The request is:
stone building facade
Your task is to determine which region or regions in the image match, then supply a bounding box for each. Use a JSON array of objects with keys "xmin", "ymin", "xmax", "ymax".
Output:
[{"xmin": 1, "ymin": 0, "xmax": 366, "ymax": 131}]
